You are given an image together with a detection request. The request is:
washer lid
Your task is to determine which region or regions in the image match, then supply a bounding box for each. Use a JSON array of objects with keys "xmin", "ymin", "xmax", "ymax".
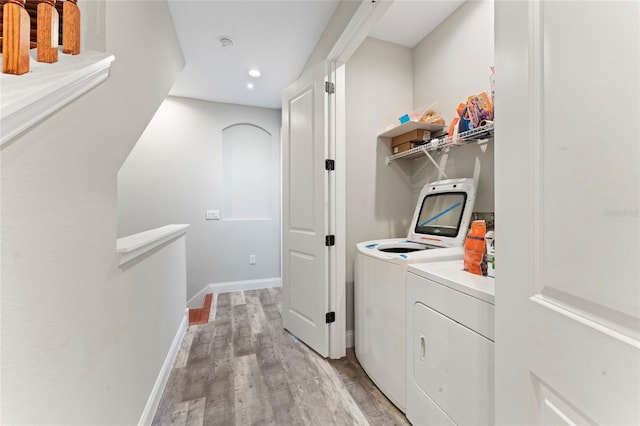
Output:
[{"xmin": 407, "ymin": 178, "xmax": 476, "ymax": 248}]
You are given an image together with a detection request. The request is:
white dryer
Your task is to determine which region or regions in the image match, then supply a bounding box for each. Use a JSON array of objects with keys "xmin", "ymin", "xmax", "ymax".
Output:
[
  {"xmin": 406, "ymin": 260, "xmax": 495, "ymax": 425},
  {"xmin": 354, "ymin": 178, "xmax": 476, "ymax": 412}
]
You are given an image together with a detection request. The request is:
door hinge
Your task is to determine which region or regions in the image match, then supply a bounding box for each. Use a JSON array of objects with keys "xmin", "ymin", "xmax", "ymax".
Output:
[
  {"xmin": 326, "ymin": 312, "xmax": 336, "ymax": 324},
  {"xmin": 325, "ymin": 159, "xmax": 335, "ymax": 171},
  {"xmin": 325, "ymin": 235, "xmax": 335, "ymax": 246},
  {"xmin": 324, "ymin": 81, "xmax": 335, "ymax": 94}
]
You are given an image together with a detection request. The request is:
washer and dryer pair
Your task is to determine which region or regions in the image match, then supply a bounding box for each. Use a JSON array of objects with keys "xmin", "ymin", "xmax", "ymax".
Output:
[{"xmin": 354, "ymin": 178, "xmax": 476, "ymax": 412}]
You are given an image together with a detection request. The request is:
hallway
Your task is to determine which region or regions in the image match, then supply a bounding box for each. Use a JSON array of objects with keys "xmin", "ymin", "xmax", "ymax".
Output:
[{"xmin": 152, "ymin": 288, "xmax": 408, "ymax": 425}]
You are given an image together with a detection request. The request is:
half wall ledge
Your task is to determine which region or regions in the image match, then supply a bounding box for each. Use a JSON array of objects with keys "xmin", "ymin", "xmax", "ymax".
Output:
[
  {"xmin": 0, "ymin": 48, "xmax": 115, "ymax": 146},
  {"xmin": 117, "ymin": 224, "xmax": 190, "ymax": 267}
]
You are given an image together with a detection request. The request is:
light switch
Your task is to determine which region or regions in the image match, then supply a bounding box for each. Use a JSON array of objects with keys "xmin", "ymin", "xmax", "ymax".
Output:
[{"xmin": 206, "ymin": 210, "xmax": 220, "ymax": 220}]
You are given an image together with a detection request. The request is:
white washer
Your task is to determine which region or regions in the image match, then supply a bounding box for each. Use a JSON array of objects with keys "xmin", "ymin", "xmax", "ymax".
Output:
[
  {"xmin": 355, "ymin": 178, "xmax": 476, "ymax": 412},
  {"xmin": 406, "ymin": 260, "xmax": 495, "ymax": 426}
]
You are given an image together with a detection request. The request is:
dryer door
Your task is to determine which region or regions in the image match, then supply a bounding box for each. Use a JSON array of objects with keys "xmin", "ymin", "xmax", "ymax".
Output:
[{"xmin": 411, "ymin": 301, "xmax": 494, "ymax": 426}]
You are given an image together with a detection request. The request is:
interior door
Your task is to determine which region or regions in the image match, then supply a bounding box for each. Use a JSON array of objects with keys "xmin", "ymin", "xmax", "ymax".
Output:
[
  {"xmin": 495, "ymin": 1, "xmax": 640, "ymax": 425},
  {"xmin": 281, "ymin": 61, "xmax": 331, "ymax": 357}
]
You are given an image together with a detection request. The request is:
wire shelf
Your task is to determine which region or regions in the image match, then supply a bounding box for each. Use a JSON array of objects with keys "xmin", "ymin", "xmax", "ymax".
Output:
[{"xmin": 386, "ymin": 122, "xmax": 494, "ymax": 164}]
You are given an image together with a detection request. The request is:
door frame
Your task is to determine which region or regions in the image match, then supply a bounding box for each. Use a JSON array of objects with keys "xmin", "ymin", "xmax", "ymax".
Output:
[{"xmin": 322, "ymin": 0, "xmax": 394, "ymax": 359}]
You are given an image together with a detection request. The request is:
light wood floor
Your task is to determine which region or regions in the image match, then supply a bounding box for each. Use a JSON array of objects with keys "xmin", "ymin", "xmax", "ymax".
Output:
[{"xmin": 152, "ymin": 288, "xmax": 409, "ymax": 426}]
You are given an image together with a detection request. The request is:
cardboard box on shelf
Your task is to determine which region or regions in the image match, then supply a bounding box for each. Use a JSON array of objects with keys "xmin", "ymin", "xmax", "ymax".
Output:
[
  {"xmin": 392, "ymin": 141, "xmax": 417, "ymax": 155},
  {"xmin": 391, "ymin": 129, "xmax": 430, "ymax": 147}
]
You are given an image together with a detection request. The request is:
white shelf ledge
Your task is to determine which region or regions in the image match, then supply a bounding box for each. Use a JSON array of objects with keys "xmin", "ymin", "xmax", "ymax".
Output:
[
  {"xmin": 0, "ymin": 48, "xmax": 115, "ymax": 146},
  {"xmin": 117, "ymin": 224, "xmax": 190, "ymax": 267},
  {"xmin": 378, "ymin": 120, "xmax": 445, "ymax": 138}
]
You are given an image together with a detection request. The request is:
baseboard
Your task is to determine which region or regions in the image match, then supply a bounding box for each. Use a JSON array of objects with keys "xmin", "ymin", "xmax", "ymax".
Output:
[
  {"xmin": 346, "ymin": 329, "xmax": 354, "ymax": 348},
  {"xmin": 187, "ymin": 277, "xmax": 282, "ymax": 308},
  {"xmin": 138, "ymin": 310, "xmax": 188, "ymax": 426}
]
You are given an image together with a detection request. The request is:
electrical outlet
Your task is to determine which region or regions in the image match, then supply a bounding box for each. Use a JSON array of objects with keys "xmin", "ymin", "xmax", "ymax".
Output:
[
  {"xmin": 206, "ymin": 210, "xmax": 220, "ymax": 220},
  {"xmin": 249, "ymin": 255, "xmax": 256, "ymax": 265}
]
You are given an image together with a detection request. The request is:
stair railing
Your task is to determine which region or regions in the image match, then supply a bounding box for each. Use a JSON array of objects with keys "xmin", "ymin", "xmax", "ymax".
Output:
[{"xmin": 1, "ymin": 0, "xmax": 80, "ymax": 74}]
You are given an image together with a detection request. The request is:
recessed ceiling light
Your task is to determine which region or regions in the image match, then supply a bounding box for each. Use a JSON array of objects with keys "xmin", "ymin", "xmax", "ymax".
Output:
[
  {"xmin": 219, "ymin": 37, "xmax": 233, "ymax": 48},
  {"xmin": 248, "ymin": 69, "xmax": 261, "ymax": 78},
  {"xmin": 247, "ymin": 82, "xmax": 254, "ymax": 89}
]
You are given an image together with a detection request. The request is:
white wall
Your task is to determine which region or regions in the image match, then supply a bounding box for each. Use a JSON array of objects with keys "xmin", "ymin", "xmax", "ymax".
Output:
[
  {"xmin": 0, "ymin": 1, "xmax": 185, "ymax": 424},
  {"xmin": 413, "ymin": 0, "xmax": 494, "ymax": 126},
  {"xmin": 117, "ymin": 97, "xmax": 282, "ymax": 302},
  {"xmin": 412, "ymin": 0, "xmax": 495, "ymax": 211},
  {"xmin": 345, "ymin": 37, "xmax": 414, "ymax": 330}
]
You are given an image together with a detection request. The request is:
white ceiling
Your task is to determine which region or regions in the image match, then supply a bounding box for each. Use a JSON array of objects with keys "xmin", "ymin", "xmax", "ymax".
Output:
[
  {"xmin": 167, "ymin": 0, "xmax": 465, "ymax": 110},
  {"xmin": 369, "ymin": 0, "xmax": 466, "ymax": 48},
  {"xmin": 167, "ymin": 0, "xmax": 339, "ymax": 109}
]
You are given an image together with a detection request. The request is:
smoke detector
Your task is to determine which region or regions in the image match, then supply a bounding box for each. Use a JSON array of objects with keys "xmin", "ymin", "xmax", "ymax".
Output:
[{"xmin": 219, "ymin": 37, "xmax": 233, "ymax": 48}]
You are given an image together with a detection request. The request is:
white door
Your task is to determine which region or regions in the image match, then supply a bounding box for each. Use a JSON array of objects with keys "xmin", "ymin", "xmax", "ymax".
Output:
[
  {"xmin": 495, "ymin": 1, "xmax": 640, "ymax": 425},
  {"xmin": 282, "ymin": 61, "xmax": 332, "ymax": 357}
]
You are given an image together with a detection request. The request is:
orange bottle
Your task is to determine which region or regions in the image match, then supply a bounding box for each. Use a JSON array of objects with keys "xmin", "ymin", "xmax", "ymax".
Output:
[{"xmin": 464, "ymin": 220, "xmax": 487, "ymax": 276}]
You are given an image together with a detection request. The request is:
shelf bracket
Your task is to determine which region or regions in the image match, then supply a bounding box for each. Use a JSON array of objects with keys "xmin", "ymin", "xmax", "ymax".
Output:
[
  {"xmin": 411, "ymin": 157, "xmax": 431, "ymax": 183},
  {"xmin": 420, "ymin": 147, "xmax": 448, "ymax": 179}
]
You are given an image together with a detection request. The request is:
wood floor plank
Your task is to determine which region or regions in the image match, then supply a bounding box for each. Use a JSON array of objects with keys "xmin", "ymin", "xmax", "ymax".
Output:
[
  {"xmin": 328, "ymin": 350, "xmax": 363, "ymax": 381},
  {"xmin": 257, "ymin": 288, "xmax": 279, "ymax": 319},
  {"xmin": 232, "ymin": 303, "xmax": 256, "ymax": 357},
  {"xmin": 170, "ymin": 400, "xmax": 190, "ymax": 425},
  {"xmin": 356, "ymin": 376, "xmax": 408, "ymax": 426},
  {"xmin": 181, "ymin": 359, "xmax": 210, "ymax": 402},
  {"xmin": 207, "ymin": 293, "xmax": 219, "ymax": 323},
  {"xmin": 203, "ymin": 398, "xmax": 234, "ymax": 426},
  {"xmin": 153, "ymin": 289, "xmax": 409, "ymax": 426},
  {"xmin": 203, "ymin": 292, "xmax": 236, "ymax": 425},
  {"xmin": 244, "ymin": 290, "xmax": 269, "ymax": 336},
  {"xmin": 269, "ymin": 331, "xmax": 337, "ymax": 425},
  {"xmin": 174, "ymin": 327, "xmax": 197, "ymax": 369},
  {"xmin": 203, "ymin": 362, "xmax": 235, "ymax": 425},
  {"xmin": 153, "ymin": 366, "xmax": 189, "ymax": 425},
  {"xmin": 233, "ymin": 354, "xmax": 276, "ymax": 426},
  {"xmin": 257, "ymin": 343, "xmax": 305, "ymax": 420},
  {"xmin": 305, "ymin": 348, "xmax": 369, "ymax": 426},
  {"xmin": 185, "ymin": 397, "xmax": 206, "ymax": 426},
  {"xmin": 267, "ymin": 287, "xmax": 283, "ymax": 313},
  {"xmin": 231, "ymin": 291, "xmax": 247, "ymax": 306},
  {"xmin": 248, "ymin": 288, "xmax": 306, "ymax": 425},
  {"xmin": 216, "ymin": 292, "xmax": 232, "ymax": 316}
]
